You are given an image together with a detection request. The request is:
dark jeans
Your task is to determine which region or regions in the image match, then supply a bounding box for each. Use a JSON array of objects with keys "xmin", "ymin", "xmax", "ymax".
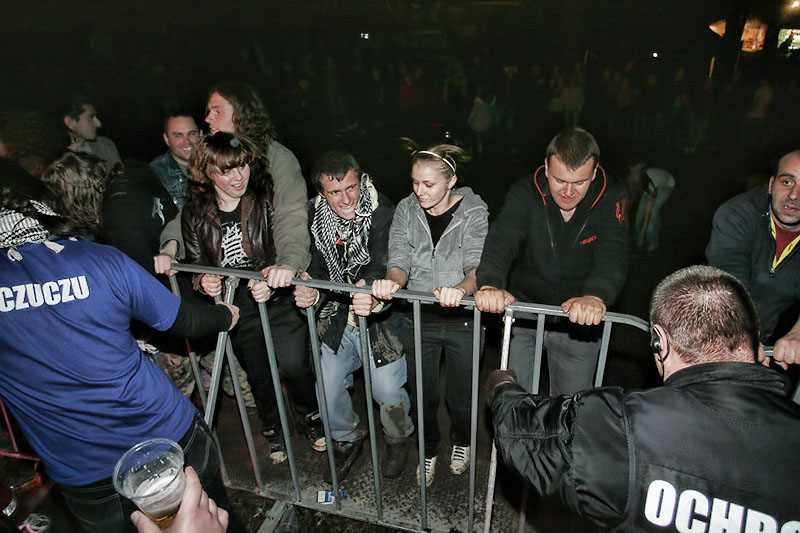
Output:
[
  {"xmin": 229, "ymin": 287, "xmax": 317, "ymax": 431},
  {"xmin": 405, "ymin": 310, "xmax": 484, "ymax": 458},
  {"xmin": 59, "ymin": 412, "xmax": 245, "ymax": 533},
  {"xmin": 508, "ymin": 316, "xmax": 601, "ymax": 396}
]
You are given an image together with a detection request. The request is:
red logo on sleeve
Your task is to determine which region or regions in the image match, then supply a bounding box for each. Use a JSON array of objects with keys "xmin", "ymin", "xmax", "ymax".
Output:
[{"xmin": 615, "ymin": 198, "xmax": 627, "ymax": 223}]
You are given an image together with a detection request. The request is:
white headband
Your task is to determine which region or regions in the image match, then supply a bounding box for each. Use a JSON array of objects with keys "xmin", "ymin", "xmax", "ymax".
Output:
[{"xmin": 415, "ymin": 150, "xmax": 456, "ymax": 174}]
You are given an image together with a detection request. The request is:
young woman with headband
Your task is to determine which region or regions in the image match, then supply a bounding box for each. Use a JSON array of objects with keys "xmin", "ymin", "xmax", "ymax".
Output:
[{"xmin": 370, "ymin": 143, "xmax": 488, "ymax": 486}]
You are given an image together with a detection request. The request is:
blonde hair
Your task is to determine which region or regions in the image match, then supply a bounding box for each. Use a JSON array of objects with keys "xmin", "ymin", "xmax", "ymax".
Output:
[{"xmin": 404, "ymin": 139, "xmax": 470, "ymax": 181}]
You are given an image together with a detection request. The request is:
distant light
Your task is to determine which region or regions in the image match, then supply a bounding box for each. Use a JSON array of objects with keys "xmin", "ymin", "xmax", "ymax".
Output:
[
  {"xmin": 793, "ymin": 1, "xmax": 800, "ymax": 8},
  {"xmin": 360, "ymin": 32, "xmax": 370, "ymax": 40},
  {"xmin": 652, "ymin": 51, "xmax": 659, "ymax": 58}
]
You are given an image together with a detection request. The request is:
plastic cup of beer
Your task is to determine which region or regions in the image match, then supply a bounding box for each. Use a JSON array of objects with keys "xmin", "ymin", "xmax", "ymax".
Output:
[{"xmin": 113, "ymin": 438, "xmax": 185, "ymax": 530}]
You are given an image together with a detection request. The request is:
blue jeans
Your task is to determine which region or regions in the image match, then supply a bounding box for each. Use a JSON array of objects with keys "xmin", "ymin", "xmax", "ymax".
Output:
[
  {"xmin": 58, "ymin": 412, "xmax": 245, "ymax": 533},
  {"xmin": 320, "ymin": 325, "xmax": 412, "ymax": 443},
  {"xmin": 508, "ymin": 316, "xmax": 601, "ymax": 396},
  {"xmin": 634, "ymin": 182, "xmax": 675, "ymax": 249}
]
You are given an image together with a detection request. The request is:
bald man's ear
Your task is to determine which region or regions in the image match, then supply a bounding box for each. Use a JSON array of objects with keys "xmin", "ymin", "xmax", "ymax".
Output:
[{"xmin": 163, "ymin": 133, "xmax": 170, "ymax": 147}]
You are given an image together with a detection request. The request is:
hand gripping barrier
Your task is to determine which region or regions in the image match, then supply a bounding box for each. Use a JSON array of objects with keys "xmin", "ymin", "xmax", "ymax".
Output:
[{"xmin": 164, "ymin": 263, "xmax": 795, "ymax": 532}]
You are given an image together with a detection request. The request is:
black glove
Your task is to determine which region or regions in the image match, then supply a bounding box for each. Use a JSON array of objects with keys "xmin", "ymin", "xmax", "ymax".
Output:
[{"xmin": 485, "ymin": 369, "xmax": 518, "ymax": 403}]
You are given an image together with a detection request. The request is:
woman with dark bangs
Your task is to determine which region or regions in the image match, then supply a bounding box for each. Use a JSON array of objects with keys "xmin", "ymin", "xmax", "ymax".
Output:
[{"xmin": 182, "ymin": 131, "xmax": 323, "ymax": 463}]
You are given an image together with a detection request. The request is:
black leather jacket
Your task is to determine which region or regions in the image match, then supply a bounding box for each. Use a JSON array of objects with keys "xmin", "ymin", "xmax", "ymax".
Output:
[
  {"xmin": 182, "ymin": 191, "xmax": 275, "ymax": 283},
  {"xmin": 491, "ymin": 362, "xmax": 800, "ymax": 531}
]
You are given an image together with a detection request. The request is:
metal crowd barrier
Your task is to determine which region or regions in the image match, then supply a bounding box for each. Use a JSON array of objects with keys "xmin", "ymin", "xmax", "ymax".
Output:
[{"xmin": 161, "ymin": 263, "xmax": 795, "ymax": 532}]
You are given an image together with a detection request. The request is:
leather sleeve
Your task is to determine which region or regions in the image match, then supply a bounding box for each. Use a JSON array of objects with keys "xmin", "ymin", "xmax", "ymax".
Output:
[
  {"xmin": 181, "ymin": 209, "xmax": 206, "ymax": 291},
  {"xmin": 490, "ymin": 384, "xmax": 629, "ymax": 529}
]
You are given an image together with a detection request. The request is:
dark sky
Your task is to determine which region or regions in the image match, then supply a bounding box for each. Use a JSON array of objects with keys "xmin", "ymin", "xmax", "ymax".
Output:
[{"xmin": 2, "ymin": 0, "xmax": 726, "ymax": 159}]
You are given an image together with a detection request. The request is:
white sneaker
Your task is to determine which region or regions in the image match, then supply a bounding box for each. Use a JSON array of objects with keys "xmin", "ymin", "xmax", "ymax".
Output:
[
  {"xmin": 450, "ymin": 445, "xmax": 470, "ymax": 474},
  {"xmin": 416, "ymin": 456, "xmax": 437, "ymax": 487}
]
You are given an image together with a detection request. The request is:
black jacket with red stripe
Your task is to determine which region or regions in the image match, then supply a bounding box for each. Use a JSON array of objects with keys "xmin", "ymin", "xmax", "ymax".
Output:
[{"xmin": 477, "ymin": 167, "xmax": 629, "ymax": 306}]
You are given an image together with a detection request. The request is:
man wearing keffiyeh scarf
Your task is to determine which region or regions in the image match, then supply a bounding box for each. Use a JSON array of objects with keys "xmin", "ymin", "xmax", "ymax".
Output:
[{"xmin": 296, "ymin": 151, "xmax": 413, "ymax": 483}]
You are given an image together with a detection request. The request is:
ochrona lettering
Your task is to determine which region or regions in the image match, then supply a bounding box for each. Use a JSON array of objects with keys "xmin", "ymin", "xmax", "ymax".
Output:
[
  {"xmin": 644, "ymin": 479, "xmax": 800, "ymax": 533},
  {"xmin": 0, "ymin": 276, "xmax": 90, "ymax": 312}
]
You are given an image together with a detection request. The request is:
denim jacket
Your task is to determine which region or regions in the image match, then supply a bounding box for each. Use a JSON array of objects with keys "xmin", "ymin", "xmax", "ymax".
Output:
[
  {"xmin": 388, "ymin": 187, "xmax": 488, "ymax": 292},
  {"xmin": 149, "ymin": 151, "xmax": 189, "ymax": 210}
]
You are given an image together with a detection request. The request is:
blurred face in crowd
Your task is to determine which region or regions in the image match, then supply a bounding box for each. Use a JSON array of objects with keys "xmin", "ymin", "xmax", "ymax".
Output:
[
  {"xmin": 769, "ymin": 151, "xmax": 800, "ymax": 231},
  {"xmin": 212, "ymin": 164, "xmax": 250, "ymax": 207},
  {"xmin": 320, "ymin": 170, "xmax": 360, "ymax": 220},
  {"xmin": 545, "ymin": 154, "xmax": 596, "ymax": 213},
  {"xmin": 205, "ymin": 93, "xmax": 236, "ymax": 135},
  {"xmin": 163, "ymin": 116, "xmax": 199, "ymax": 167},
  {"xmin": 411, "ymin": 162, "xmax": 456, "ymax": 216},
  {"xmin": 64, "ymin": 104, "xmax": 101, "ymax": 142}
]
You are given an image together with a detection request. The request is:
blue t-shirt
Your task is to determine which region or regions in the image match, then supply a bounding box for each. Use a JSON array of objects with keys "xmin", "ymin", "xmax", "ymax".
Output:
[{"xmin": 0, "ymin": 239, "xmax": 194, "ymax": 486}]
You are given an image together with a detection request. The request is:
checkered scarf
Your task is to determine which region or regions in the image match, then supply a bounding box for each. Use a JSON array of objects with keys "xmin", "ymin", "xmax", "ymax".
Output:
[
  {"xmin": 0, "ymin": 201, "xmax": 65, "ymax": 260},
  {"xmin": 311, "ymin": 174, "xmax": 374, "ymax": 318}
]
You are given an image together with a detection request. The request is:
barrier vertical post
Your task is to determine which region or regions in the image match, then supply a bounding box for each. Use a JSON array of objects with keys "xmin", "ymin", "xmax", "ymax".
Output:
[
  {"xmin": 305, "ymin": 307, "xmax": 341, "ymax": 509},
  {"xmin": 483, "ymin": 310, "xmax": 514, "ymax": 533},
  {"xmin": 358, "ymin": 316, "xmax": 383, "ymax": 520},
  {"xmin": 221, "ymin": 333, "xmax": 264, "ymax": 493},
  {"xmin": 254, "ymin": 301, "xmax": 301, "ymax": 502},
  {"xmin": 594, "ymin": 321, "xmax": 613, "ymax": 387},
  {"xmin": 413, "ymin": 299, "xmax": 428, "ymax": 531},
  {"xmin": 467, "ymin": 306, "xmax": 481, "ymax": 533},
  {"xmin": 205, "ymin": 279, "xmax": 239, "ymax": 427},
  {"xmin": 168, "ymin": 275, "xmax": 207, "ymax": 412}
]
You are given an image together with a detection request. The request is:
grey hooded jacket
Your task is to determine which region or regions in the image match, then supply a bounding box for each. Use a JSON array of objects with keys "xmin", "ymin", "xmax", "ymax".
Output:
[{"xmin": 388, "ymin": 186, "xmax": 488, "ymax": 292}]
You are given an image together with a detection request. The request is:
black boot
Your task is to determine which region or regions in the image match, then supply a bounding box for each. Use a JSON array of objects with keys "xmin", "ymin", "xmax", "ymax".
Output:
[
  {"xmin": 382, "ymin": 439, "xmax": 409, "ymax": 479},
  {"xmin": 261, "ymin": 427, "xmax": 287, "ymax": 464},
  {"xmin": 323, "ymin": 439, "xmax": 363, "ymax": 484}
]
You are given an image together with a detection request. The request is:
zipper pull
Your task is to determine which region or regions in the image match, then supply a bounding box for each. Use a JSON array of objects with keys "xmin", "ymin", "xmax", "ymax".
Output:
[{"xmin": 769, "ymin": 267, "xmax": 776, "ymax": 277}]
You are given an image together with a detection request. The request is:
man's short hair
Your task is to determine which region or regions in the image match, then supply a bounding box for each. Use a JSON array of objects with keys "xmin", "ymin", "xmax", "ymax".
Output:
[
  {"xmin": 311, "ymin": 150, "xmax": 360, "ymax": 192},
  {"xmin": 775, "ymin": 149, "xmax": 800, "ymax": 175},
  {"xmin": 545, "ymin": 128, "xmax": 600, "ymax": 169},
  {"xmin": 62, "ymin": 92, "xmax": 93, "ymax": 120},
  {"xmin": 162, "ymin": 113, "xmax": 196, "ymax": 135},
  {"xmin": 649, "ymin": 265, "xmax": 760, "ymax": 364}
]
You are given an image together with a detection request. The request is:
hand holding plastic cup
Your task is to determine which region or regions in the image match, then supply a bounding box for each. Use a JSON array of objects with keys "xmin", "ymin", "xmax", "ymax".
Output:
[{"xmin": 113, "ymin": 439, "xmax": 185, "ymax": 531}]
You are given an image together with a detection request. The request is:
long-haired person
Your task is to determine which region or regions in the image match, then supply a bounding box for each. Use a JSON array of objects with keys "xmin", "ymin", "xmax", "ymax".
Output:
[
  {"xmin": 181, "ymin": 132, "xmax": 322, "ymax": 462},
  {"xmin": 204, "ymin": 81, "xmax": 310, "ymax": 289},
  {"xmin": 370, "ymin": 143, "xmax": 488, "ymax": 486}
]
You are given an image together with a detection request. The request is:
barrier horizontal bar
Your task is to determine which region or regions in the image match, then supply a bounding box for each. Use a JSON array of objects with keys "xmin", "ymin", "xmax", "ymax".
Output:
[{"xmin": 167, "ymin": 264, "xmax": 652, "ymax": 333}]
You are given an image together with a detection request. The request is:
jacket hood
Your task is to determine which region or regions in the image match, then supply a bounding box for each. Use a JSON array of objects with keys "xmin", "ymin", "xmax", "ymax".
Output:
[
  {"xmin": 532, "ymin": 164, "xmax": 608, "ymax": 211},
  {"xmin": 405, "ymin": 185, "xmax": 488, "ymax": 218}
]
